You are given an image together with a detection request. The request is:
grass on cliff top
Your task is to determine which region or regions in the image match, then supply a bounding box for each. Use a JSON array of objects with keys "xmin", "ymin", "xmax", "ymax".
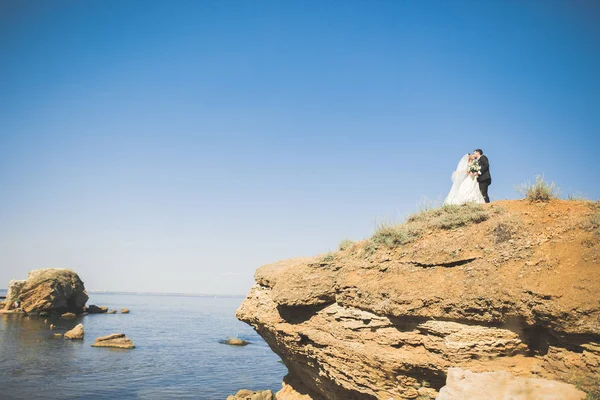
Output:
[
  {"xmin": 338, "ymin": 239, "xmax": 355, "ymax": 251},
  {"xmin": 407, "ymin": 202, "xmax": 489, "ymax": 229},
  {"xmin": 583, "ymin": 212, "xmax": 600, "ymax": 236},
  {"xmin": 517, "ymin": 175, "xmax": 559, "ymax": 202},
  {"xmin": 370, "ymin": 203, "xmax": 489, "ymax": 250}
]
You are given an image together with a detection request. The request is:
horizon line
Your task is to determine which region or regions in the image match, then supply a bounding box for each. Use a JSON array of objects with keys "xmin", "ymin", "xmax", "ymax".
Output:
[{"xmin": 0, "ymin": 288, "xmax": 247, "ymax": 298}]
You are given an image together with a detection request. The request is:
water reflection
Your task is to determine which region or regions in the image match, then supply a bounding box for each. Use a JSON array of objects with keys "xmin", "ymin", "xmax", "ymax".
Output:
[{"xmin": 0, "ymin": 294, "xmax": 286, "ymax": 400}]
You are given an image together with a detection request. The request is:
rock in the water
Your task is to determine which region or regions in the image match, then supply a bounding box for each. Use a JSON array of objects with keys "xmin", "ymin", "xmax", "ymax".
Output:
[
  {"xmin": 91, "ymin": 333, "xmax": 135, "ymax": 349},
  {"xmin": 53, "ymin": 333, "xmax": 63, "ymax": 338},
  {"xmin": 2, "ymin": 269, "xmax": 88, "ymax": 314},
  {"xmin": 60, "ymin": 312, "xmax": 77, "ymax": 319},
  {"xmin": 226, "ymin": 389, "xmax": 275, "ymax": 400},
  {"xmin": 222, "ymin": 338, "xmax": 249, "ymax": 346},
  {"xmin": 5, "ymin": 280, "xmax": 26, "ymax": 309},
  {"xmin": 107, "ymin": 309, "xmax": 117, "ymax": 314},
  {"xmin": 86, "ymin": 305, "xmax": 108, "ymax": 314},
  {"xmin": 120, "ymin": 308, "xmax": 130, "ymax": 314},
  {"xmin": 64, "ymin": 324, "xmax": 85, "ymax": 340},
  {"xmin": 436, "ymin": 368, "xmax": 586, "ymax": 400}
]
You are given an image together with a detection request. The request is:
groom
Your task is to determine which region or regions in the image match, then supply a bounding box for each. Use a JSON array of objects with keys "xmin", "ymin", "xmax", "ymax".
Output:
[{"xmin": 474, "ymin": 149, "xmax": 491, "ymax": 203}]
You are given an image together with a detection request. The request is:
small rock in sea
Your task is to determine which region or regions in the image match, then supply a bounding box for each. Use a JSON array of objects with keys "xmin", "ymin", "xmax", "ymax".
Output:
[
  {"xmin": 120, "ymin": 308, "xmax": 130, "ymax": 314},
  {"xmin": 64, "ymin": 324, "xmax": 85, "ymax": 340},
  {"xmin": 39, "ymin": 311, "xmax": 49, "ymax": 317},
  {"xmin": 86, "ymin": 305, "xmax": 108, "ymax": 314},
  {"xmin": 222, "ymin": 338, "xmax": 250, "ymax": 346},
  {"xmin": 91, "ymin": 333, "xmax": 135, "ymax": 349},
  {"xmin": 49, "ymin": 324, "xmax": 55, "ymax": 330},
  {"xmin": 53, "ymin": 333, "xmax": 63, "ymax": 338},
  {"xmin": 107, "ymin": 310, "xmax": 117, "ymax": 314},
  {"xmin": 60, "ymin": 312, "xmax": 77, "ymax": 319}
]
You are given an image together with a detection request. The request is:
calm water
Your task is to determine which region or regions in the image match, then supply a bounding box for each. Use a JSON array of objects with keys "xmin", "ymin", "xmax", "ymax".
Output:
[{"xmin": 0, "ymin": 291, "xmax": 287, "ymax": 399}]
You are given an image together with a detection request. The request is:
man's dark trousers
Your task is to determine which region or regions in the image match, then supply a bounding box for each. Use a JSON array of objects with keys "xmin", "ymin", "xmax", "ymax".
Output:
[
  {"xmin": 476, "ymin": 154, "xmax": 492, "ymax": 203},
  {"xmin": 479, "ymin": 179, "xmax": 491, "ymax": 203}
]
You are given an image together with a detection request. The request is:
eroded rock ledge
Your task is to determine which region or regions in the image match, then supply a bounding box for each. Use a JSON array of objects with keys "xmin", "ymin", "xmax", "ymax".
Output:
[{"xmin": 236, "ymin": 200, "xmax": 600, "ymax": 399}]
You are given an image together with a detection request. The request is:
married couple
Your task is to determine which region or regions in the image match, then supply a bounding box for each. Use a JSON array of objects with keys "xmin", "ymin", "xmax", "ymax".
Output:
[{"xmin": 444, "ymin": 149, "xmax": 491, "ymax": 205}]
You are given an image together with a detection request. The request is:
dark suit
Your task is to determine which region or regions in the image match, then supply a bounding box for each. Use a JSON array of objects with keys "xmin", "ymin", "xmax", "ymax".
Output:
[{"xmin": 476, "ymin": 155, "xmax": 492, "ymax": 203}]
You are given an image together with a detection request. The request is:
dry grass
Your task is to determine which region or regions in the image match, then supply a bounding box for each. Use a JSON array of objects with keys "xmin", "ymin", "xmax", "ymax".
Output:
[
  {"xmin": 517, "ymin": 175, "xmax": 559, "ymax": 202},
  {"xmin": 338, "ymin": 239, "xmax": 355, "ymax": 251},
  {"xmin": 321, "ymin": 252, "xmax": 335, "ymax": 262},
  {"xmin": 566, "ymin": 192, "xmax": 588, "ymax": 201},
  {"xmin": 489, "ymin": 210, "xmax": 524, "ymax": 244},
  {"xmin": 371, "ymin": 223, "xmax": 421, "ymax": 248},
  {"xmin": 369, "ymin": 203, "xmax": 489, "ymax": 250},
  {"xmin": 492, "ymin": 223, "xmax": 512, "ymax": 243},
  {"xmin": 407, "ymin": 203, "xmax": 489, "ymax": 230},
  {"xmin": 583, "ymin": 213, "xmax": 600, "ymax": 236}
]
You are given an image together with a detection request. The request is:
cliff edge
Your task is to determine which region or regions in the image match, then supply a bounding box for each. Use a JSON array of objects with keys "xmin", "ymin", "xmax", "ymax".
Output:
[{"xmin": 237, "ymin": 200, "xmax": 599, "ymax": 399}]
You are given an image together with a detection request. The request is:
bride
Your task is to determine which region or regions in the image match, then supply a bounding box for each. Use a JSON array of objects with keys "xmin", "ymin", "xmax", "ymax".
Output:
[{"xmin": 444, "ymin": 154, "xmax": 485, "ymax": 205}]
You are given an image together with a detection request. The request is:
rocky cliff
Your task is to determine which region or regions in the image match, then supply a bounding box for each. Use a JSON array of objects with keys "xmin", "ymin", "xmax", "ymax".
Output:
[{"xmin": 237, "ymin": 200, "xmax": 599, "ymax": 399}]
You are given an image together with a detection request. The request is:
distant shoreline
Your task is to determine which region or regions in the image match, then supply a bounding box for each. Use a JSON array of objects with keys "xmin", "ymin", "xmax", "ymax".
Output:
[
  {"xmin": 0, "ymin": 289, "xmax": 244, "ymax": 298},
  {"xmin": 88, "ymin": 291, "xmax": 246, "ymax": 298}
]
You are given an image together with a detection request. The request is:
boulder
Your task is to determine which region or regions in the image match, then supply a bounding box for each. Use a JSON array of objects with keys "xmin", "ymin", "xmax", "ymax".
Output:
[
  {"xmin": 91, "ymin": 333, "xmax": 135, "ymax": 349},
  {"xmin": 2, "ymin": 269, "xmax": 88, "ymax": 314},
  {"xmin": 4, "ymin": 280, "xmax": 26, "ymax": 308},
  {"xmin": 435, "ymin": 368, "xmax": 586, "ymax": 400},
  {"xmin": 60, "ymin": 312, "xmax": 77, "ymax": 319},
  {"xmin": 227, "ymin": 389, "xmax": 275, "ymax": 400},
  {"xmin": 86, "ymin": 305, "xmax": 108, "ymax": 314},
  {"xmin": 120, "ymin": 308, "xmax": 130, "ymax": 314},
  {"xmin": 64, "ymin": 324, "xmax": 85, "ymax": 340},
  {"xmin": 107, "ymin": 309, "xmax": 117, "ymax": 314},
  {"xmin": 222, "ymin": 338, "xmax": 250, "ymax": 346}
]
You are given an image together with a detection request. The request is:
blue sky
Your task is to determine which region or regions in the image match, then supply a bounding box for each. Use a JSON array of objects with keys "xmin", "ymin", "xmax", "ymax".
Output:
[{"xmin": 1, "ymin": 1, "xmax": 599, "ymax": 294}]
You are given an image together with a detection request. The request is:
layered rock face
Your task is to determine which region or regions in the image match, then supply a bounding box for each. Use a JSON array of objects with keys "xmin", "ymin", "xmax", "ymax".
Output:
[
  {"xmin": 237, "ymin": 200, "xmax": 600, "ymax": 399},
  {"xmin": 3, "ymin": 269, "xmax": 88, "ymax": 314}
]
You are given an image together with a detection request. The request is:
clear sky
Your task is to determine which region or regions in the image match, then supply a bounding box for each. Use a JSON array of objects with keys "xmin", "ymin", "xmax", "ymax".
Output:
[{"xmin": 1, "ymin": 1, "xmax": 599, "ymax": 295}]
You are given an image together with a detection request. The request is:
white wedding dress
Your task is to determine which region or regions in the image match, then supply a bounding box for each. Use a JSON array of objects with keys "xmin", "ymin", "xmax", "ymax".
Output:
[{"xmin": 444, "ymin": 154, "xmax": 485, "ymax": 205}]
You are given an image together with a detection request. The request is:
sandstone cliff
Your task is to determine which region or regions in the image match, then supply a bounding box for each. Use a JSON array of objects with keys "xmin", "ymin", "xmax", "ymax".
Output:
[{"xmin": 237, "ymin": 200, "xmax": 599, "ymax": 399}]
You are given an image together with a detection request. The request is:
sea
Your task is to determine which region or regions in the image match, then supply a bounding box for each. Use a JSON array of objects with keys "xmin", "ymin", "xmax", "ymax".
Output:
[{"xmin": 0, "ymin": 290, "xmax": 287, "ymax": 400}]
